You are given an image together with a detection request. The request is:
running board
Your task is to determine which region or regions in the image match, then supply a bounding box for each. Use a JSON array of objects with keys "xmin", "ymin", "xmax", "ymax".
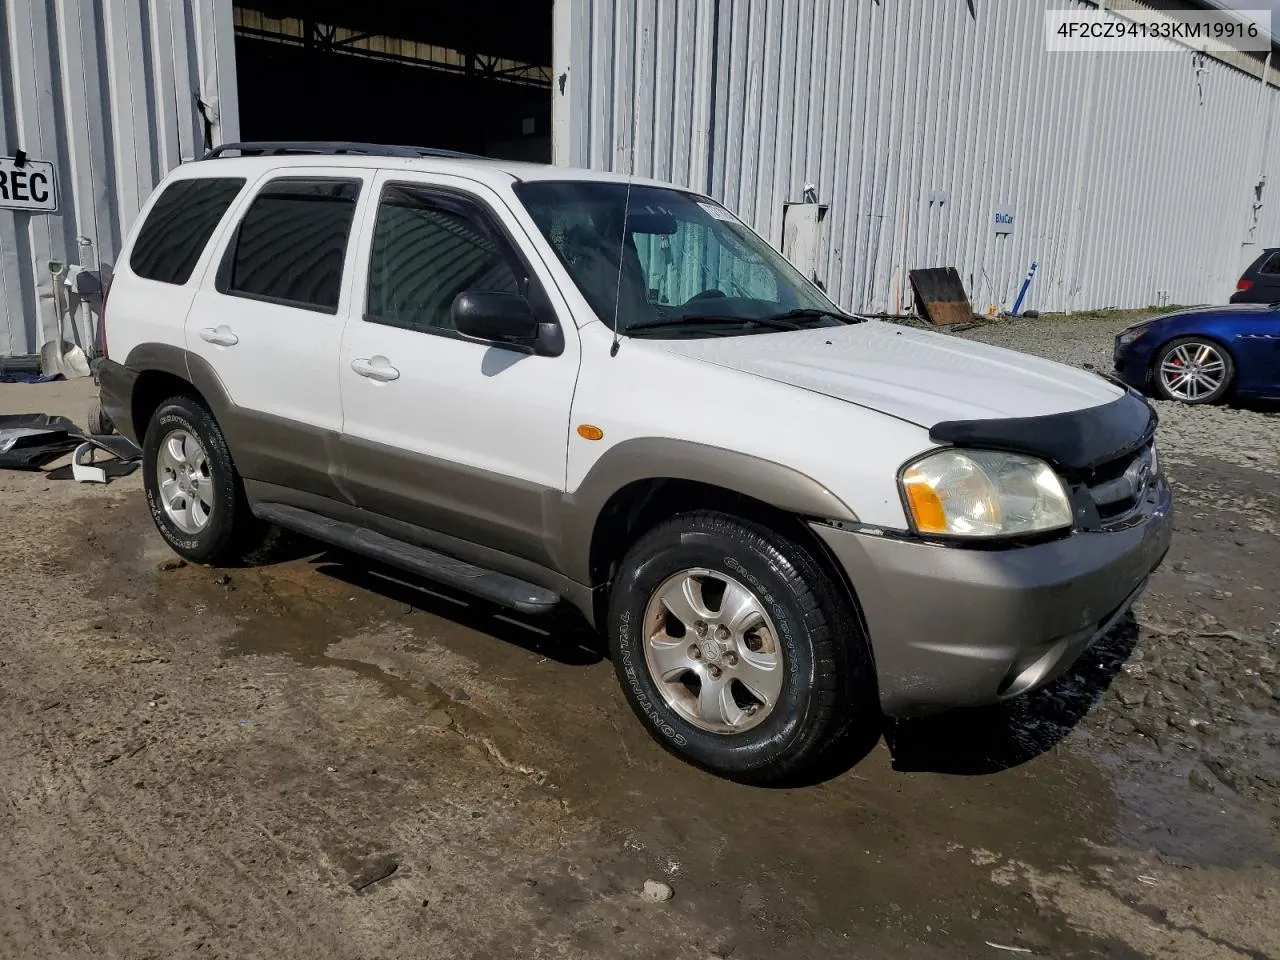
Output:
[{"xmin": 253, "ymin": 502, "xmax": 561, "ymax": 615}]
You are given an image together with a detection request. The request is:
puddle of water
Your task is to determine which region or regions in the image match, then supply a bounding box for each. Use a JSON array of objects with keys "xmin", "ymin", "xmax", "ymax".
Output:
[
  {"xmin": 253, "ymin": 560, "xmax": 1126, "ymax": 949},
  {"xmin": 96, "ymin": 497, "xmax": 1277, "ymax": 954},
  {"xmin": 1096, "ymin": 713, "xmax": 1280, "ymax": 871},
  {"xmin": 138, "ymin": 542, "xmax": 1112, "ymax": 944}
]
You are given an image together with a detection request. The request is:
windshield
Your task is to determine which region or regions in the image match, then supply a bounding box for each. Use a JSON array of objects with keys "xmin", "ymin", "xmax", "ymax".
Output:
[{"xmin": 513, "ymin": 180, "xmax": 848, "ymax": 337}]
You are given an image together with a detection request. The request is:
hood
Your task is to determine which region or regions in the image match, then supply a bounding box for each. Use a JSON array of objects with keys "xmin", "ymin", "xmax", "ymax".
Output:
[
  {"xmin": 1134, "ymin": 303, "xmax": 1276, "ymax": 327},
  {"xmin": 656, "ymin": 320, "xmax": 1123, "ymax": 427}
]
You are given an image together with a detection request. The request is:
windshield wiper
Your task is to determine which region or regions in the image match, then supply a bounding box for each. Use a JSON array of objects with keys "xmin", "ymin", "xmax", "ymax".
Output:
[
  {"xmin": 626, "ymin": 314, "xmax": 802, "ymax": 333},
  {"xmin": 761, "ymin": 307, "xmax": 865, "ymax": 325}
]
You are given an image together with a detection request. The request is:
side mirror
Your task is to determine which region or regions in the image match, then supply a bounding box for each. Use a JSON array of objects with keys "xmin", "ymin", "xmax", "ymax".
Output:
[{"xmin": 451, "ymin": 291, "xmax": 539, "ymax": 346}]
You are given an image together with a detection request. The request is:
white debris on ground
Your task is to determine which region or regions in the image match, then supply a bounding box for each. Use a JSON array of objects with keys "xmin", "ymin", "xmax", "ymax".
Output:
[{"xmin": 641, "ymin": 879, "xmax": 674, "ymax": 903}]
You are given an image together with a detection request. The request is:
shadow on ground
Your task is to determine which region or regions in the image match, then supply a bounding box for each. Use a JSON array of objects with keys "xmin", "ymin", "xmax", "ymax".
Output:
[
  {"xmin": 886, "ymin": 614, "xmax": 1140, "ymax": 775},
  {"xmin": 236, "ymin": 531, "xmax": 1139, "ymax": 785},
  {"xmin": 311, "ymin": 551, "xmax": 605, "ymax": 668},
  {"xmin": 1234, "ymin": 397, "xmax": 1280, "ymax": 414},
  {"xmin": 46, "ymin": 460, "xmax": 139, "ymax": 482}
]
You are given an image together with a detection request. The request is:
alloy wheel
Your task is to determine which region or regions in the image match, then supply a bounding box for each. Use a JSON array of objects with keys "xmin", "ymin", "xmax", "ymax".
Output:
[
  {"xmin": 1159, "ymin": 341, "xmax": 1227, "ymax": 401},
  {"xmin": 155, "ymin": 428, "xmax": 214, "ymax": 534},
  {"xmin": 641, "ymin": 568, "xmax": 785, "ymax": 734}
]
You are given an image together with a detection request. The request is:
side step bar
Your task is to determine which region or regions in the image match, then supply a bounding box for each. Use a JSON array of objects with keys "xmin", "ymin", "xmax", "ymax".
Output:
[{"xmin": 253, "ymin": 502, "xmax": 561, "ymax": 616}]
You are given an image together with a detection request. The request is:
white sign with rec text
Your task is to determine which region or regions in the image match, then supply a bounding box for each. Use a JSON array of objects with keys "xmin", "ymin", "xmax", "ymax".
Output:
[{"xmin": 0, "ymin": 156, "xmax": 57, "ymax": 213}]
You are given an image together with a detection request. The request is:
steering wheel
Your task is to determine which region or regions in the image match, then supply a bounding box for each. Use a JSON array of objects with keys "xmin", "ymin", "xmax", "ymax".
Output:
[{"xmin": 683, "ymin": 288, "xmax": 727, "ymax": 305}]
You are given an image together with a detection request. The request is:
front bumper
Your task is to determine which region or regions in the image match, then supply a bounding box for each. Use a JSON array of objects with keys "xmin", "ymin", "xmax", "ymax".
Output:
[
  {"xmin": 1112, "ymin": 338, "xmax": 1152, "ymax": 393},
  {"xmin": 812, "ymin": 476, "xmax": 1172, "ymax": 716}
]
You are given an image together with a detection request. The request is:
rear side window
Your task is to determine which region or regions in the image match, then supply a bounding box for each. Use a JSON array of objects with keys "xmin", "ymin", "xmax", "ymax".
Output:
[
  {"xmin": 129, "ymin": 178, "xmax": 245, "ymax": 285},
  {"xmin": 220, "ymin": 178, "xmax": 360, "ymax": 313},
  {"xmin": 1260, "ymin": 252, "xmax": 1280, "ymax": 275},
  {"xmin": 366, "ymin": 184, "xmax": 521, "ymax": 332}
]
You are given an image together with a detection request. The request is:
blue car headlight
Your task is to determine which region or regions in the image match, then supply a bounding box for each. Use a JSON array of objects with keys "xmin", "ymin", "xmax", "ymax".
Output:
[{"xmin": 1116, "ymin": 325, "xmax": 1150, "ymax": 348}]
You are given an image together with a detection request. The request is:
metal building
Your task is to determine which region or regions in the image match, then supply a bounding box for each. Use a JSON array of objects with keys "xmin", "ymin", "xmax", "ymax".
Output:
[
  {"xmin": 2, "ymin": 0, "xmax": 1278, "ymax": 359},
  {"xmin": 559, "ymin": 0, "xmax": 1280, "ymax": 315},
  {"xmin": 0, "ymin": 0, "xmax": 238, "ymax": 360}
]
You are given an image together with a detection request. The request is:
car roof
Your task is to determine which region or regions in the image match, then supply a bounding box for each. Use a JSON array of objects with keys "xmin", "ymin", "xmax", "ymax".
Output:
[{"xmin": 174, "ymin": 150, "xmax": 689, "ymax": 194}]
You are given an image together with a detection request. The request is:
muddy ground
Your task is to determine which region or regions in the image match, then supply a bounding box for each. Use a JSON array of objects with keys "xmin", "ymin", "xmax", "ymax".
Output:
[{"xmin": 1, "ymin": 319, "xmax": 1277, "ymax": 959}]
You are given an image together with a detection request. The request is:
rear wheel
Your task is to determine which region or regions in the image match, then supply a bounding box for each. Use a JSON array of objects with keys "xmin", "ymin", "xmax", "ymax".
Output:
[
  {"xmin": 1153, "ymin": 337, "xmax": 1234, "ymax": 404},
  {"xmin": 606, "ymin": 510, "xmax": 878, "ymax": 784},
  {"xmin": 142, "ymin": 396, "xmax": 262, "ymax": 564},
  {"xmin": 86, "ymin": 398, "xmax": 114, "ymax": 435}
]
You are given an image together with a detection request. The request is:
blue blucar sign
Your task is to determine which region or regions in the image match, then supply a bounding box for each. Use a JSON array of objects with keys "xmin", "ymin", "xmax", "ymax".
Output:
[{"xmin": 994, "ymin": 203, "xmax": 1015, "ymax": 235}]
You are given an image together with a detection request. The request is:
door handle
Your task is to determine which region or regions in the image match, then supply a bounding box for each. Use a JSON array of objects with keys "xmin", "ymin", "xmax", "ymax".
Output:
[
  {"xmin": 351, "ymin": 356, "xmax": 400, "ymax": 382},
  {"xmin": 199, "ymin": 325, "xmax": 239, "ymax": 347}
]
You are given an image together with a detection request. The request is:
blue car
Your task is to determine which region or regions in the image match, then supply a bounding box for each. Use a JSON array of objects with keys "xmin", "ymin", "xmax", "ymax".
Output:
[{"xmin": 1113, "ymin": 304, "xmax": 1280, "ymax": 404}]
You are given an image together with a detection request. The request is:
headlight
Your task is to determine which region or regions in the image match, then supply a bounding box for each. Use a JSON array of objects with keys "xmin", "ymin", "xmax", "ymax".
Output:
[
  {"xmin": 900, "ymin": 449, "xmax": 1073, "ymax": 538},
  {"xmin": 1116, "ymin": 325, "xmax": 1150, "ymax": 348}
]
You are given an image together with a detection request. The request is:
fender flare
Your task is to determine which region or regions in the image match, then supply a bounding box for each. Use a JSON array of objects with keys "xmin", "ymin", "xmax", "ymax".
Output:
[{"xmin": 555, "ymin": 437, "xmax": 858, "ymax": 585}]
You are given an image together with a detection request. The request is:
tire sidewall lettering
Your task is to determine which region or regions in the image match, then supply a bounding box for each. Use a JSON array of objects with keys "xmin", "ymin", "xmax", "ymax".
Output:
[
  {"xmin": 616, "ymin": 609, "xmax": 687, "ymax": 746},
  {"xmin": 144, "ymin": 401, "xmax": 234, "ymax": 560},
  {"xmin": 613, "ymin": 545, "xmax": 811, "ymax": 753},
  {"xmin": 149, "ymin": 412, "xmax": 205, "ymax": 550},
  {"xmin": 723, "ymin": 554, "xmax": 800, "ymax": 669}
]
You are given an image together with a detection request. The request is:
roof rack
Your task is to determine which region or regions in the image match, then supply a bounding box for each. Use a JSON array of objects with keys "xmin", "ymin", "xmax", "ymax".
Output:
[{"xmin": 202, "ymin": 141, "xmax": 484, "ymax": 161}]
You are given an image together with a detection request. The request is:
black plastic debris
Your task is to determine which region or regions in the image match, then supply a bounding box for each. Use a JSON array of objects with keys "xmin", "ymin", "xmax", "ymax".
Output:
[
  {"xmin": 0, "ymin": 414, "xmax": 141, "ymax": 472},
  {"xmin": 0, "ymin": 414, "xmax": 82, "ymax": 469}
]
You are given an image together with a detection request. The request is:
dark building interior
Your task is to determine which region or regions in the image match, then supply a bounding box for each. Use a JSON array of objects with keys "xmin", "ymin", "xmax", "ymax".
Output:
[{"xmin": 232, "ymin": 1, "xmax": 554, "ymax": 161}]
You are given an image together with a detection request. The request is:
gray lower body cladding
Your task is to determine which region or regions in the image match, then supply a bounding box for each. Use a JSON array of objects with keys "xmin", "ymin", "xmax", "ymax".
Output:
[
  {"xmin": 97, "ymin": 348, "xmax": 856, "ymax": 598},
  {"xmin": 813, "ymin": 476, "xmax": 1173, "ymax": 717},
  {"xmin": 101, "ymin": 346, "xmax": 1172, "ymax": 717},
  {"xmin": 96, "ymin": 358, "xmax": 140, "ymax": 445},
  {"xmin": 252, "ymin": 501, "xmax": 561, "ymax": 615}
]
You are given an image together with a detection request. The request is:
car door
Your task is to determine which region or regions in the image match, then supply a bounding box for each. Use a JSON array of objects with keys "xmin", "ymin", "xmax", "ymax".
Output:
[
  {"xmin": 338, "ymin": 171, "xmax": 581, "ymax": 569},
  {"xmin": 1233, "ymin": 308, "xmax": 1280, "ymax": 395},
  {"xmin": 184, "ymin": 168, "xmax": 373, "ymax": 502}
]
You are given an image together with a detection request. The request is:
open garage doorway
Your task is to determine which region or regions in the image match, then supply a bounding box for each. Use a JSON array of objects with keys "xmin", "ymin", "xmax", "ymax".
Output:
[{"xmin": 232, "ymin": 2, "xmax": 553, "ymax": 161}]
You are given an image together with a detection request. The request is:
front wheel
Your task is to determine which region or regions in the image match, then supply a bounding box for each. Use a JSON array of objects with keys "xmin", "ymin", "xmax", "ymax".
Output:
[
  {"xmin": 1152, "ymin": 337, "xmax": 1234, "ymax": 404},
  {"xmin": 606, "ymin": 510, "xmax": 878, "ymax": 784},
  {"xmin": 142, "ymin": 395, "xmax": 262, "ymax": 564}
]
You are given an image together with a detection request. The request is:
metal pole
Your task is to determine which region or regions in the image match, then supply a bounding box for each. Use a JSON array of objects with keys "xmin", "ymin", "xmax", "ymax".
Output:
[{"xmin": 1011, "ymin": 261, "xmax": 1038, "ymax": 316}]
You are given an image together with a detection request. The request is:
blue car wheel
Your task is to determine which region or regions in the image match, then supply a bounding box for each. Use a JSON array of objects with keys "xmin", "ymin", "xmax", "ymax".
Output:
[{"xmin": 1153, "ymin": 336, "xmax": 1235, "ymax": 404}]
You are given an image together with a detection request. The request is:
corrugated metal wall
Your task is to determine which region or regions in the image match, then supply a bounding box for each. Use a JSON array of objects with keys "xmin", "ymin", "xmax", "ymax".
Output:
[
  {"xmin": 557, "ymin": 0, "xmax": 1280, "ymax": 315},
  {"xmin": 0, "ymin": 0, "xmax": 238, "ymax": 357}
]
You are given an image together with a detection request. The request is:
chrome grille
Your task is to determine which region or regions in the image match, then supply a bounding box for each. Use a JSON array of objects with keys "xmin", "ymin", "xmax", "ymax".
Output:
[{"xmin": 1084, "ymin": 443, "xmax": 1156, "ymax": 522}]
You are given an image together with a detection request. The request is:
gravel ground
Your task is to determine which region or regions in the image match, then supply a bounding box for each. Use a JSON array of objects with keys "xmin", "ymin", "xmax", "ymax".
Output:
[
  {"xmin": 959, "ymin": 312, "xmax": 1280, "ymax": 478},
  {"xmin": 952, "ymin": 312, "xmax": 1280, "ymax": 818}
]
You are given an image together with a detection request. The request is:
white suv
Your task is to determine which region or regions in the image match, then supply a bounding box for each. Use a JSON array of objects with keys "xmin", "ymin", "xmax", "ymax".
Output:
[{"xmin": 97, "ymin": 142, "xmax": 1172, "ymax": 783}]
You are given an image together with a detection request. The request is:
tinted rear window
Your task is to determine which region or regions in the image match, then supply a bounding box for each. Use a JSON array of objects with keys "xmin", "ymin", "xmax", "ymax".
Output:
[
  {"xmin": 1260, "ymin": 252, "xmax": 1280, "ymax": 275},
  {"xmin": 129, "ymin": 178, "xmax": 245, "ymax": 285},
  {"xmin": 221, "ymin": 178, "xmax": 360, "ymax": 313}
]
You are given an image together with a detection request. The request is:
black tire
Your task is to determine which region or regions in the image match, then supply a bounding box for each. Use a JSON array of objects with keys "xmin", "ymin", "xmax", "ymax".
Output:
[
  {"xmin": 607, "ymin": 510, "xmax": 879, "ymax": 784},
  {"xmin": 1151, "ymin": 336, "xmax": 1234, "ymax": 404},
  {"xmin": 86, "ymin": 398, "xmax": 114, "ymax": 436},
  {"xmin": 142, "ymin": 395, "xmax": 262, "ymax": 565}
]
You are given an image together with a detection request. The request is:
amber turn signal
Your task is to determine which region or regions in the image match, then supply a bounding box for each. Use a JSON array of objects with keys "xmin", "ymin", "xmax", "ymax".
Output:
[
  {"xmin": 577, "ymin": 424, "xmax": 604, "ymax": 441},
  {"xmin": 902, "ymin": 467, "xmax": 949, "ymax": 533}
]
